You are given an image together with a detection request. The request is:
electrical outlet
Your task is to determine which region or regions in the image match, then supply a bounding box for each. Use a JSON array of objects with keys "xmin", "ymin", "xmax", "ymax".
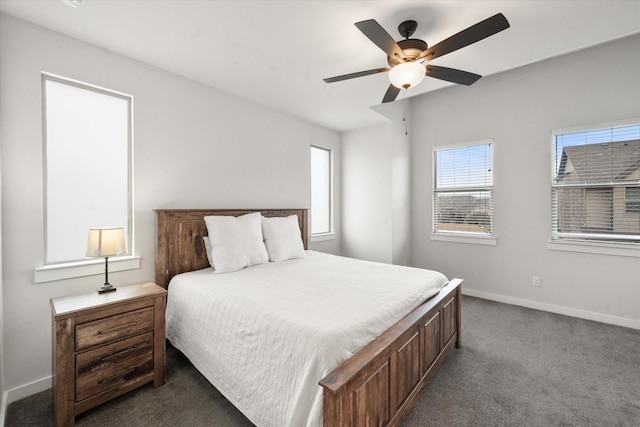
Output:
[{"xmin": 532, "ymin": 276, "xmax": 541, "ymax": 287}]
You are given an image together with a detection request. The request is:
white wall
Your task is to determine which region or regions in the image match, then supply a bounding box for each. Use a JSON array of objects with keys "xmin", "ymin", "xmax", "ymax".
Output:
[
  {"xmin": 411, "ymin": 33, "xmax": 640, "ymax": 328},
  {"xmin": 341, "ymin": 101, "xmax": 412, "ymax": 265},
  {"xmin": 0, "ymin": 14, "xmax": 340, "ymax": 398},
  {"xmin": 374, "ymin": 102, "xmax": 412, "ymax": 267},
  {"xmin": 342, "ymin": 123, "xmax": 392, "ymax": 262}
]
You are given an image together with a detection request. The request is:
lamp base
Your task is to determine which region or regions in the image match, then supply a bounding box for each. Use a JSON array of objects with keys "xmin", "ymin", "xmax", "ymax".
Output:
[{"xmin": 97, "ymin": 284, "xmax": 117, "ymax": 294}]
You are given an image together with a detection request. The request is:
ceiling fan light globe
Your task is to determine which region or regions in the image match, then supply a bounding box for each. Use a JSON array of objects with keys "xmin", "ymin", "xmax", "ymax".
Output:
[{"xmin": 388, "ymin": 62, "xmax": 425, "ymax": 89}]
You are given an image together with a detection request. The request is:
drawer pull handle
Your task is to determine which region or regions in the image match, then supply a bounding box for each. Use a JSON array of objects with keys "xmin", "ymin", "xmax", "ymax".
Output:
[
  {"xmin": 97, "ymin": 367, "xmax": 136, "ymax": 384},
  {"xmin": 97, "ymin": 320, "xmax": 137, "ymax": 335},
  {"xmin": 99, "ymin": 345, "xmax": 140, "ymax": 363}
]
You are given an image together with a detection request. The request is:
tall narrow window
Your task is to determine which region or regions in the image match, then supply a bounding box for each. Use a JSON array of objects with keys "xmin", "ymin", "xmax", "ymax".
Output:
[
  {"xmin": 433, "ymin": 141, "xmax": 494, "ymax": 236},
  {"xmin": 43, "ymin": 73, "xmax": 133, "ymax": 265},
  {"xmin": 551, "ymin": 121, "xmax": 640, "ymax": 245},
  {"xmin": 310, "ymin": 146, "xmax": 332, "ymax": 235}
]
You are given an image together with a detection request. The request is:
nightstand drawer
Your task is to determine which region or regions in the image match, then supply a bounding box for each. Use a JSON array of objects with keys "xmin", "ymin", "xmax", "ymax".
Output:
[
  {"xmin": 76, "ymin": 332, "xmax": 154, "ymax": 401},
  {"xmin": 76, "ymin": 307, "xmax": 153, "ymax": 351}
]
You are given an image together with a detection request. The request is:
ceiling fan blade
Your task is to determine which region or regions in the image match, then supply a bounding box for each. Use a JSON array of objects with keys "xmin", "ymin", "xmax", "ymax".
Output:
[
  {"xmin": 382, "ymin": 84, "xmax": 401, "ymax": 103},
  {"xmin": 355, "ymin": 19, "xmax": 405, "ymax": 60},
  {"xmin": 323, "ymin": 67, "xmax": 389, "ymax": 83},
  {"xmin": 426, "ymin": 65, "xmax": 482, "ymax": 86},
  {"xmin": 420, "ymin": 13, "xmax": 510, "ymax": 61}
]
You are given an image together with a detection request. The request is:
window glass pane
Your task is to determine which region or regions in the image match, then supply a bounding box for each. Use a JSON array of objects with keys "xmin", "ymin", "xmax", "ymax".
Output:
[
  {"xmin": 433, "ymin": 142, "xmax": 493, "ymax": 236},
  {"xmin": 44, "ymin": 75, "xmax": 132, "ymax": 264},
  {"xmin": 434, "ymin": 191, "xmax": 492, "ymax": 233},
  {"xmin": 551, "ymin": 123, "xmax": 640, "ymax": 244},
  {"xmin": 435, "ymin": 144, "xmax": 493, "ymax": 189},
  {"xmin": 554, "ymin": 125, "xmax": 640, "ymax": 184},
  {"xmin": 310, "ymin": 146, "xmax": 331, "ymax": 234},
  {"xmin": 626, "ymin": 187, "xmax": 640, "ymax": 213}
]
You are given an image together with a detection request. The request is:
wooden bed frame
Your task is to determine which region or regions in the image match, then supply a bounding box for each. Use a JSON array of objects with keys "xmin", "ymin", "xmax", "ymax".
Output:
[{"xmin": 155, "ymin": 208, "xmax": 462, "ymax": 427}]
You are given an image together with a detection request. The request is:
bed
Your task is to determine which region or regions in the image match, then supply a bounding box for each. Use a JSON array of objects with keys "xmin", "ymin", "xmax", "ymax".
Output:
[{"xmin": 155, "ymin": 208, "xmax": 462, "ymax": 427}]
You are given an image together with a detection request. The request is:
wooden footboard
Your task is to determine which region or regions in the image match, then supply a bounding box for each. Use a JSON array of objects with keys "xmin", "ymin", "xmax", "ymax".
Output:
[{"xmin": 320, "ymin": 278, "xmax": 462, "ymax": 427}]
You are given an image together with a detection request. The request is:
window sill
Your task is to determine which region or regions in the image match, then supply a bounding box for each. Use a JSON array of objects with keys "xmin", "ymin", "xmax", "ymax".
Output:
[
  {"xmin": 310, "ymin": 232, "xmax": 336, "ymax": 243},
  {"xmin": 547, "ymin": 240, "xmax": 640, "ymax": 258},
  {"xmin": 430, "ymin": 233, "xmax": 497, "ymax": 246},
  {"xmin": 35, "ymin": 256, "xmax": 141, "ymax": 283}
]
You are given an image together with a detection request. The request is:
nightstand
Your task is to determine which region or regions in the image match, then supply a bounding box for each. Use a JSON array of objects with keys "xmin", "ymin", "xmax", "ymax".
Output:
[{"xmin": 50, "ymin": 282, "xmax": 167, "ymax": 427}]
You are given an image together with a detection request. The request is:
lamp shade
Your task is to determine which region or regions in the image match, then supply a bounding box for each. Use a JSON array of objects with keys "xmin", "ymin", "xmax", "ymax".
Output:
[
  {"xmin": 86, "ymin": 227, "xmax": 126, "ymax": 257},
  {"xmin": 388, "ymin": 62, "xmax": 426, "ymax": 89}
]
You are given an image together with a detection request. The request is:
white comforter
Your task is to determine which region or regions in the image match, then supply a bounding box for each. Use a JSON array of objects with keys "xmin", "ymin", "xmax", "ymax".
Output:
[{"xmin": 165, "ymin": 251, "xmax": 448, "ymax": 427}]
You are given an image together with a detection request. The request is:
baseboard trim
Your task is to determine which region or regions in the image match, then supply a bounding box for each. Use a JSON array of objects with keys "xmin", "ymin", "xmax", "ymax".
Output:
[
  {"xmin": 4, "ymin": 375, "xmax": 51, "ymax": 405},
  {"xmin": 462, "ymin": 288, "xmax": 640, "ymax": 330},
  {"xmin": 1, "ymin": 376, "xmax": 51, "ymax": 425},
  {"xmin": 0, "ymin": 389, "xmax": 8, "ymax": 427}
]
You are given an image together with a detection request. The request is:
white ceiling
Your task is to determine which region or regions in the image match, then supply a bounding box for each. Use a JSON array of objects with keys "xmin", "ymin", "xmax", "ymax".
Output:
[{"xmin": 1, "ymin": 0, "xmax": 640, "ymax": 132}]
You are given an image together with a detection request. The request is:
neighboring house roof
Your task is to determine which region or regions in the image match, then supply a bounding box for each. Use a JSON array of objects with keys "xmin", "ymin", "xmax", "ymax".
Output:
[
  {"xmin": 556, "ymin": 139, "xmax": 640, "ymax": 182},
  {"xmin": 436, "ymin": 194, "xmax": 479, "ymax": 209}
]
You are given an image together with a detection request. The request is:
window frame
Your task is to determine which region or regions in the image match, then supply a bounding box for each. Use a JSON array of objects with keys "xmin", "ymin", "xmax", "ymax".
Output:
[
  {"xmin": 36, "ymin": 73, "xmax": 139, "ymax": 283},
  {"xmin": 431, "ymin": 140, "xmax": 496, "ymax": 245},
  {"xmin": 548, "ymin": 118, "xmax": 640, "ymax": 257},
  {"xmin": 310, "ymin": 145, "xmax": 334, "ymax": 241}
]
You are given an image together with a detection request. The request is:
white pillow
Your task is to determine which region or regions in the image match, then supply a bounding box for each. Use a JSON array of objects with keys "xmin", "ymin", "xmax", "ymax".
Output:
[
  {"xmin": 261, "ymin": 215, "xmax": 305, "ymax": 262},
  {"xmin": 202, "ymin": 236, "xmax": 213, "ymax": 267},
  {"xmin": 204, "ymin": 212, "xmax": 268, "ymax": 273}
]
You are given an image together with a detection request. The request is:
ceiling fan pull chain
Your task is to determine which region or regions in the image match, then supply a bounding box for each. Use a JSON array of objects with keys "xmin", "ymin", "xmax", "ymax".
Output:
[{"xmin": 403, "ymin": 92, "xmax": 409, "ymax": 136}]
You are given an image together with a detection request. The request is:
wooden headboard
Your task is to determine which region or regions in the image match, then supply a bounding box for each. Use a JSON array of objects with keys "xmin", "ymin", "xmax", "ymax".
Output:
[{"xmin": 154, "ymin": 208, "xmax": 309, "ymax": 288}]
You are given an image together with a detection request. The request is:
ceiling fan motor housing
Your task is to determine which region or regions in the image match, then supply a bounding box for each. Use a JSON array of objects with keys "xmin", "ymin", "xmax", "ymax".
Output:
[
  {"xmin": 388, "ymin": 38, "xmax": 428, "ymax": 66},
  {"xmin": 398, "ymin": 20, "xmax": 417, "ymax": 38}
]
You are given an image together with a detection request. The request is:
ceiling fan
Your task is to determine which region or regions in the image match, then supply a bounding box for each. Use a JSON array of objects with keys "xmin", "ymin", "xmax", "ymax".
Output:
[{"xmin": 324, "ymin": 13, "xmax": 510, "ymax": 103}]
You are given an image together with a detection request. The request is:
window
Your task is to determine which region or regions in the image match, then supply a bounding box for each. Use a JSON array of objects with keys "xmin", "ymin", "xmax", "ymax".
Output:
[
  {"xmin": 433, "ymin": 141, "xmax": 494, "ymax": 239},
  {"xmin": 310, "ymin": 146, "xmax": 332, "ymax": 235},
  {"xmin": 41, "ymin": 73, "xmax": 133, "ymax": 271},
  {"xmin": 551, "ymin": 121, "xmax": 640, "ymax": 246},
  {"xmin": 626, "ymin": 187, "xmax": 640, "ymax": 214}
]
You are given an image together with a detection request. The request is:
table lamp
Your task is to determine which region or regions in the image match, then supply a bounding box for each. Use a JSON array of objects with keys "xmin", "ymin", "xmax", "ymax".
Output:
[{"xmin": 86, "ymin": 227, "xmax": 126, "ymax": 293}]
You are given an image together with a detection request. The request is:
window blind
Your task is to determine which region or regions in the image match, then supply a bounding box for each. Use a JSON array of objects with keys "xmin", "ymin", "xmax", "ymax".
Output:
[
  {"xmin": 433, "ymin": 142, "xmax": 493, "ymax": 235},
  {"xmin": 551, "ymin": 123, "xmax": 640, "ymax": 244},
  {"xmin": 43, "ymin": 74, "xmax": 133, "ymax": 264}
]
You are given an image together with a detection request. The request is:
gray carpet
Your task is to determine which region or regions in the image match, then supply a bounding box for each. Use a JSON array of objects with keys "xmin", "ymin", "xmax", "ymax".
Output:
[{"xmin": 6, "ymin": 296, "xmax": 640, "ymax": 426}]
